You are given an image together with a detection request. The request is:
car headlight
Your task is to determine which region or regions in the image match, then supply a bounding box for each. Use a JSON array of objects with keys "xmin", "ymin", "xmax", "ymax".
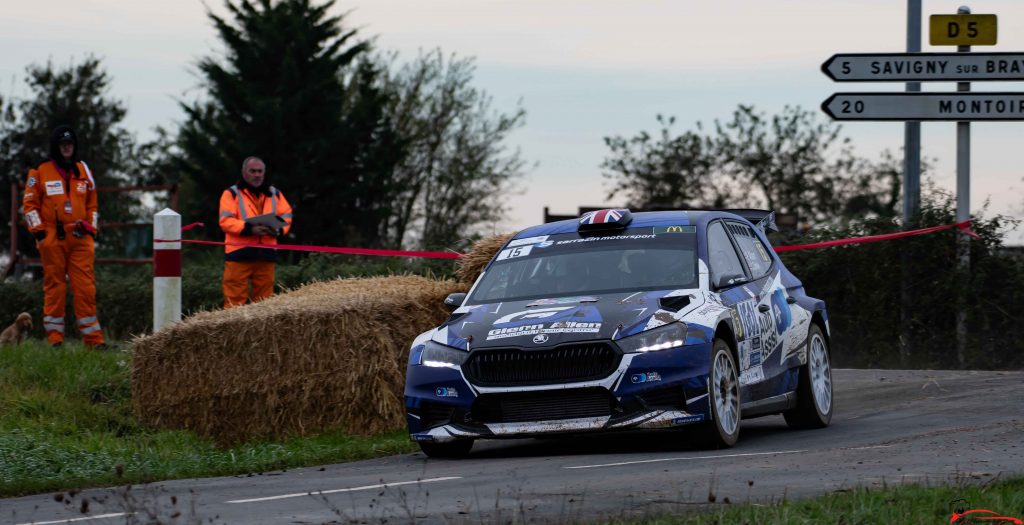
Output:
[
  {"xmin": 418, "ymin": 340, "xmax": 469, "ymax": 368},
  {"xmin": 617, "ymin": 322, "xmax": 688, "ymax": 353}
]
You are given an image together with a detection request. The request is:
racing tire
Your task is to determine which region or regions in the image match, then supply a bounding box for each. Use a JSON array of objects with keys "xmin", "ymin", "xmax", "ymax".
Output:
[
  {"xmin": 418, "ymin": 439, "xmax": 474, "ymax": 459},
  {"xmin": 784, "ymin": 324, "xmax": 833, "ymax": 429},
  {"xmin": 700, "ymin": 339, "xmax": 741, "ymax": 448}
]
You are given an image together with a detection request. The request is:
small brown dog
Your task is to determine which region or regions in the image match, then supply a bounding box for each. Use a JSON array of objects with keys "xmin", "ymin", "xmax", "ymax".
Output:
[{"xmin": 0, "ymin": 312, "xmax": 33, "ymax": 345}]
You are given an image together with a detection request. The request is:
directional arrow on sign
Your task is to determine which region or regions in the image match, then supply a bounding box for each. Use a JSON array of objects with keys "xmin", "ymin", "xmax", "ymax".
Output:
[
  {"xmin": 821, "ymin": 92, "xmax": 1024, "ymax": 121},
  {"xmin": 821, "ymin": 52, "xmax": 1024, "ymax": 82}
]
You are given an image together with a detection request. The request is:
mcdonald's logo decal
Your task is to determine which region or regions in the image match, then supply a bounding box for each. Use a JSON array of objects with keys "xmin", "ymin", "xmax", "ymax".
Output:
[{"xmin": 654, "ymin": 225, "xmax": 695, "ymax": 234}]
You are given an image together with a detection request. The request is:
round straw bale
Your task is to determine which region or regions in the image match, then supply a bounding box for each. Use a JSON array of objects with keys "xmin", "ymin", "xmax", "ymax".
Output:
[{"xmin": 455, "ymin": 232, "xmax": 514, "ymax": 284}]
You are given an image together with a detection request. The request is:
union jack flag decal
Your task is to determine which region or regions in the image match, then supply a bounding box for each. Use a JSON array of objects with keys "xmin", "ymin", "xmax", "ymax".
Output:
[{"xmin": 578, "ymin": 208, "xmax": 632, "ymax": 230}]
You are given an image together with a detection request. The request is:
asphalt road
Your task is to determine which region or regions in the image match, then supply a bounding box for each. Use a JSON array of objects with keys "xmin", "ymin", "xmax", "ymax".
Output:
[{"xmin": 3, "ymin": 369, "xmax": 1023, "ymax": 525}]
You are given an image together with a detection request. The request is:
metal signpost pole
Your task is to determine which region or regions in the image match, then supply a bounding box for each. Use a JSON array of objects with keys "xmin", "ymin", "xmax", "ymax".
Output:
[
  {"xmin": 955, "ymin": 6, "xmax": 972, "ymax": 365},
  {"xmin": 905, "ymin": 0, "xmax": 922, "ymax": 224},
  {"xmin": 902, "ymin": 0, "xmax": 922, "ymax": 364}
]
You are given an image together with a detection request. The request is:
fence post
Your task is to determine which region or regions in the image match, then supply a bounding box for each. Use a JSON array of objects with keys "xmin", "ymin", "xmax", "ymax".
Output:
[{"xmin": 153, "ymin": 208, "xmax": 181, "ymax": 332}]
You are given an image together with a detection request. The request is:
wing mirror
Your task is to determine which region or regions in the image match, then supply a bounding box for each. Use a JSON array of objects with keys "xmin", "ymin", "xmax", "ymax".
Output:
[{"xmin": 443, "ymin": 292, "xmax": 467, "ymax": 310}]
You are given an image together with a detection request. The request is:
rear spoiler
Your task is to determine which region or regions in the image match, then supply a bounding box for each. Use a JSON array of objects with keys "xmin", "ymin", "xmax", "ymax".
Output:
[{"xmin": 722, "ymin": 209, "xmax": 778, "ymax": 233}]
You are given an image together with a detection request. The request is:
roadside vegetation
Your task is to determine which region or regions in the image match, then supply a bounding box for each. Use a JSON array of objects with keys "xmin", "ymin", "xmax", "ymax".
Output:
[
  {"xmin": 613, "ymin": 475, "xmax": 1024, "ymax": 524},
  {"xmin": 0, "ymin": 340, "xmax": 415, "ymax": 497}
]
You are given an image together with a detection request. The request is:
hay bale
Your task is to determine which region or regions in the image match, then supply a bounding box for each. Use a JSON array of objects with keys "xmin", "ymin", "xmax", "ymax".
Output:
[
  {"xmin": 455, "ymin": 232, "xmax": 514, "ymax": 284},
  {"xmin": 131, "ymin": 275, "xmax": 466, "ymax": 443}
]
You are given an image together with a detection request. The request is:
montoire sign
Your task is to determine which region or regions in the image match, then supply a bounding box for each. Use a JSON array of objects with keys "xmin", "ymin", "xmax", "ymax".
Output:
[{"xmin": 821, "ymin": 92, "xmax": 1024, "ymax": 121}]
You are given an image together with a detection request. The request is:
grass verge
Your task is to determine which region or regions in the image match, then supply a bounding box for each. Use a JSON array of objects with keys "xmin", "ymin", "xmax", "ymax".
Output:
[
  {"xmin": 610, "ymin": 476, "xmax": 1024, "ymax": 524},
  {"xmin": 0, "ymin": 340, "xmax": 416, "ymax": 497}
]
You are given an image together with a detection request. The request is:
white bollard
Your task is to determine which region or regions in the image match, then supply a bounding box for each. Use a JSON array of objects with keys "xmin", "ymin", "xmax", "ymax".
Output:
[{"xmin": 153, "ymin": 208, "xmax": 182, "ymax": 332}]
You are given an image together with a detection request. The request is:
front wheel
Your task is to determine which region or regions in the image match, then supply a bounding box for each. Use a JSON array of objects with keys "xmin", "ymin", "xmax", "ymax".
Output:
[
  {"xmin": 784, "ymin": 324, "xmax": 833, "ymax": 429},
  {"xmin": 418, "ymin": 439, "xmax": 474, "ymax": 458},
  {"xmin": 700, "ymin": 339, "xmax": 740, "ymax": 448}
]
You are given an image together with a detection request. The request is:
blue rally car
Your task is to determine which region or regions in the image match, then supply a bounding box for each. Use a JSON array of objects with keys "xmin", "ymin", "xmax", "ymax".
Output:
[{"xmin": 404, "ymin": 209, "xmax": 834, "ymax": 458}]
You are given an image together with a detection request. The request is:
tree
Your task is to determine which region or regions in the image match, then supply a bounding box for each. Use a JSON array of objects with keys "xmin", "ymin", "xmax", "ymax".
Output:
[
  {"xmin": 0, "ymin": 57, "xmax": 144, "ymax": 263},
  {"xmin": 602, "ymin": 105, "xmax": 908, "ymax": 224},
  {"xmin": 175, "ymin": 0, "xmax": 405, "ymax": 248},
  {"xmin": 602, "ymin": 115, "xmax": 729, "ymax": 209},
  {"xmin": 380, "ymin": 51, "xmax": 525, "ymax": 250}
]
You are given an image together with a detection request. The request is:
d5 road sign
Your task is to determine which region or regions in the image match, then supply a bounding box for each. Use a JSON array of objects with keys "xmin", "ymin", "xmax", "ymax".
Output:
[
  {"xmin": 821, "ymin": 92, "xmax": 1024, "ymax": 121},
  {"xmin": 930, "ymin": 14, "xmax": 997, "ymax": 46},
  {"xmin": 822, "ymin": 52, "xmax": 1024, "ymax": 82}
]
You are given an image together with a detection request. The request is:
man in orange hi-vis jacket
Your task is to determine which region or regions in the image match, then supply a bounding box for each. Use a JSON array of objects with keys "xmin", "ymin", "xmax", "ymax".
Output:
[
  {"xmin": 22, "ymin": 125, "xmax": 106, "ymax": 348},
  {"xmin": 219, "ymin": 156, "xmax": 293, "ymax": 308}
]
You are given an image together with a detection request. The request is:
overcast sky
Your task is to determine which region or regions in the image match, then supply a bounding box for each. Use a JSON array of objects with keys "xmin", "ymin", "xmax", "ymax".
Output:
[{"xmin": 3, "ymin": 0, "xmax": 1023, "ymax": 243}]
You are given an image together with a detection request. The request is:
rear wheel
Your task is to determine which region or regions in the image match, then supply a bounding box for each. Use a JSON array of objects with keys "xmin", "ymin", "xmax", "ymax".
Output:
[
  {"xmin": 418, "ymin": 439, "xmax": 474, "ymax": 458},
  {"xmin": 784, "ymin": 324, "xmax": 833, "ymax": 429},
  {"xmin": 701, "ymin": 339, "xmax": 740, "ymax": 447}
]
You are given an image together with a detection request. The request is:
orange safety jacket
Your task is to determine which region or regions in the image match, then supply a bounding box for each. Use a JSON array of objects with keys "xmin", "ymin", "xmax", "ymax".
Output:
[
  {"xmin": 218, "ymin": 184, "xmax": 293, "ymax": 262},
  {"xmin": 22, "ymin": 160, "xmax": 98, "ymax": 237}
]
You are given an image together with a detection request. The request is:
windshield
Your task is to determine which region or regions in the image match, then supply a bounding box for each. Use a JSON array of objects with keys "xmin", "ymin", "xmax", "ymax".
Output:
[{"xmin": 467, "ymin": 227, "xmax": 699, "ymax": 305}]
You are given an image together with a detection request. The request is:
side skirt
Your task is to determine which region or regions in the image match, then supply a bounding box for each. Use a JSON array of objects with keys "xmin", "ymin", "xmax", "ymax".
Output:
[{"xmin": 741, "ymin": 391, "xmax": 796, "ymax": 418}]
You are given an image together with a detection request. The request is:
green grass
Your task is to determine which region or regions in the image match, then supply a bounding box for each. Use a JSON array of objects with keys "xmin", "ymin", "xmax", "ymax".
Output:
[
  {"xmin": 610, "ymin": 476, "xmax": 1024, "ymax": 524},
  {"xmin": 0, "ymin": 340, "xmax": 416, "ymax": 497}
]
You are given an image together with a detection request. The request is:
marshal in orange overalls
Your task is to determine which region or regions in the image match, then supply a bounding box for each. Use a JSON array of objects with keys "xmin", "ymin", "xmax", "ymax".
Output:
[
  {"xmin": 218, "ymin": 176, "xmax": 293, "ymax": 308},
  {"xmin": 22, "ymin": 126, "xmax": 105, "ymax": 347}
]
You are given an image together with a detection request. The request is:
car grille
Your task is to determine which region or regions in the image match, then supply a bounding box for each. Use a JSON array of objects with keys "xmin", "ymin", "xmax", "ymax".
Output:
[
  {"xmin": 463, "ymin": 343, "xmax": 620, "ymax": 386},
  {"xmin": 473, "ymin": 388, "xmax": 616, "ymax": 423}
]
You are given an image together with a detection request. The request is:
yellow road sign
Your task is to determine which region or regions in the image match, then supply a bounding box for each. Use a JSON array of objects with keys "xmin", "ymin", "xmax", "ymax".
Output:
[{"xmin": 930, "ymin": 14, "xmax": 997, "ymax": 46}]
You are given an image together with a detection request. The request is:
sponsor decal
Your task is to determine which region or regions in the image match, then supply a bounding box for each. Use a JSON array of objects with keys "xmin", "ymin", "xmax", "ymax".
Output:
[
  {"xmin": 739, "ymin": 365, "xmax": 765, "ymax": 385},
  {"xmin": 770, "ymin": 289, "xmax": 793, "ymax": 335},
  {"xmin": 496, "ymin": 245, "xmax": 533, "ymax": 260},
  {"xmin": 533, "ymin": 334, "xmax": 549, "ymax": 344},
  {"xmin": 527, "ymin": 296, "xmax": 598, "ymax": 306},
  {"xmin": 487, "ymin": 321, "xmax": 603, "ymax": 340},
  {"xmin": 736, "ymin": 300, "xmax": 760, "ymax": 339},
  {"xmin": 755, "ymin": 241, "xmax": 771, "ymax": 262},
  {"xmin": 434, "ymin": 387, "xmax": 458, "ymax": 398},
  {"xmin": 27, "ymin": 176, "xmax": 36, "ymax": 187},
  {"xmin": 630, "ymin": 371, "xmax": 662, "ymax": 384},
  {"xmin": 654, "ymin": 225, "xmax": 696, "ymax": 234},
  {"xmin": 411, "ymin": 434, "xmax": 435, "ymax": 442},
  {"xmin": 25, "ymin": 210, "xmax": 42, "ymax": 229},
  {"xmin": 76, "ymin": 181, "xmax": 88, "ymax": 194},
  {"xmin": 730, "ymin": 308, "xmax": 744, "ymax": 340},
  {"xmin": 494, "ymin": 306, "xmax": 575, "ymax": 326},
  {"xmin": 45, "ymin": 180, "xmax": 64, "ymax": 196},
  {"xmin": 23, "ymin": 192, "xmax": 34, "ymax": 199},
  {"xmin": 758, "ymin": 307, "xmax": 780, "ymax": 362},
  {"xmin": 671, "ymin": 414, "xmax": 705, "ymax": 425},
  {"xmin": 507, "ymin": 235, "xmax": 549, "ymax": 247},
  {"xmin": 535, "ymin": 240, "xmax": 554, "ymax": 248},
  {"xmin": 555, "ymin": 234, "xmax": 656, "ymax": 245}
]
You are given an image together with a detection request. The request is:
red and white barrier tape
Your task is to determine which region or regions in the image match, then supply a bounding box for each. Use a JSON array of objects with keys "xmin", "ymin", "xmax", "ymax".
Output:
[
  {"xmin": 772, "ymin": 220, "xmax": 979, "ymax": 253},
  {"xmin": 157, "ymin": 220, "xmax": 979, "ymax": 259}
]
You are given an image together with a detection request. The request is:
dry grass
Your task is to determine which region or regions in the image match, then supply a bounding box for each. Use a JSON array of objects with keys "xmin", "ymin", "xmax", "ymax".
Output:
[
  {"xmin": 455, "ymin": 232, "xmax": 514, "ymax": 284},
  {"xmin": 131, "ymin": 275, "xmax": 466, "ymax": 443}
]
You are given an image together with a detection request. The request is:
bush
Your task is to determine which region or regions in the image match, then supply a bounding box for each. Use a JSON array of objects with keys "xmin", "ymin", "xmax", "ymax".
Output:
[
  {"xmin": 775, "ymin": 195, "xmax": 1024, "ymax": 370},
  {"xmin": 0, "ymin": 250, "xmax": 458, "ymax": 341}
]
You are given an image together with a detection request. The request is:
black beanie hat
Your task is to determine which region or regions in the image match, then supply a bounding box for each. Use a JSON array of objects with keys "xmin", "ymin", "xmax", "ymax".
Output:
[{"xmin": 49, "ymin": 125, "xmax": 79, "ymax": 173}]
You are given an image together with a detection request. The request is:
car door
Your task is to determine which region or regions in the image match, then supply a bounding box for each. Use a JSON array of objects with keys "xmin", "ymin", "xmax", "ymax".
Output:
[
  {"xmin": 706, "ymin": 220, "xmax": 763, "ymax": 402},
  {"xmin": 723, "ymin": 220, "xmax": 795, "ymax": 399}
]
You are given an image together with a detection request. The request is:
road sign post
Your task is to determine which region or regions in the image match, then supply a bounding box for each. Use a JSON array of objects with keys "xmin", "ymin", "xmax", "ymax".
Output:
[
  {"xmin": 955, "ymin": 7, "xmax": 973, "ymax": 366},
  {"xmin": 821, "ymin": 6, "xmax": 1007, "ymax": 365}
]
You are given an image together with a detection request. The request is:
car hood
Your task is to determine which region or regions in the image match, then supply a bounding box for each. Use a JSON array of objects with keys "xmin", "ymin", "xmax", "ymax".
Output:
[{"xmin": 434, "ymin": 290, "xmax": 702, "ymax": 350}]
